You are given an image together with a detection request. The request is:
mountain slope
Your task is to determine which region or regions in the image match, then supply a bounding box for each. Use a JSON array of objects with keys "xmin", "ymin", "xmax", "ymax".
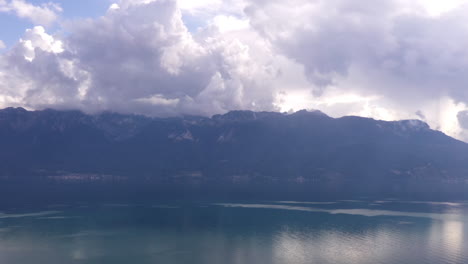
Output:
[{"xmin": 0, "ymin": 107, "xmax": 467, "ymax": 196}]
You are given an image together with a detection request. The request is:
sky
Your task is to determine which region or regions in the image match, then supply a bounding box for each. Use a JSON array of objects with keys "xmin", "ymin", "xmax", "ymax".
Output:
[{"xmin": 2, "ymin": 0, "xmax": 468, "ymax": 141}]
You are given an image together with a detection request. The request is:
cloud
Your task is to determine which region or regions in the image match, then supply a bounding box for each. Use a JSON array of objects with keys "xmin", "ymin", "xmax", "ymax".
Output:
[
  {"xmin": 108, "ymin": 3, "xmax": 120, "ymax": 11},
  {"xmin": 0, "ymin": 40, "xmax": 5, "ymax": 49},
  {"xmin": 2, "ymin": 0, "xmax": 468, "ymax": 141},
  {"xmin": 0, "ymin": 25, "xmax": 76, "ymax": 109},
  {"xmin": 0, "ymin": 0, "xmax": 61, "ymax": 26},
  {"xmin": 415, "ymin": 110, "xmax": 426, "ymax": 120},
  {"xmin": 245, "ymin": 0, "xmax": 468, "ymax": 96},
  {"xmin": 457, "ymin": 110, "xmax": 468, "ymax": 129},
  {"xmin": 0, "ymin": 0, "xmax": 289, "ymax": 116},
  {"xmin": 244, "ymin": 0, "xmax": 468, "ymax": 139}
]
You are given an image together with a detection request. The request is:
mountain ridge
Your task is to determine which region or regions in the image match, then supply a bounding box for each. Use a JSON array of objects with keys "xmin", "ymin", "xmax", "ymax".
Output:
[{"xmin": 0, "ymin": 107, "xmax": 467, "ymax": 198}]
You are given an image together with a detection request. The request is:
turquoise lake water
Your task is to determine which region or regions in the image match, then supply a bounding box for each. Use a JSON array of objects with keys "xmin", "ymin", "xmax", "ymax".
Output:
[{"xmin": 0, "ymin": 200, "xmax": 467, "ymax": 264}]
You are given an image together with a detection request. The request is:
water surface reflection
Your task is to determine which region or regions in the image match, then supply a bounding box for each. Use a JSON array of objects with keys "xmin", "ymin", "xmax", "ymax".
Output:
[{"xmin": 0, "ymin": 201, "xmax": 466, "ymax": 264}]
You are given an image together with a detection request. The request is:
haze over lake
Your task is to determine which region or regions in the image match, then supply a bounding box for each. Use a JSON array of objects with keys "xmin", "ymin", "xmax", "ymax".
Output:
[{"xmin": 1, "ymin": 200, "xmax": 466, "ymax": 264}]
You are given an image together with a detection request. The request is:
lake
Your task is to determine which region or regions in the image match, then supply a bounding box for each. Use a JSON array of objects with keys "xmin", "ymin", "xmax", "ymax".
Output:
[{"xmin": 0, "ymin": 200, "xmax": 467, "ymax": 264}]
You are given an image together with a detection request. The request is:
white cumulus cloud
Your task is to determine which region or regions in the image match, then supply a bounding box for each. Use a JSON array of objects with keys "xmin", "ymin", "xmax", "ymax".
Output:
[
  {"xmin": 0, "ymin": 0, "xmax": 62, "ymax": 26},
  {"xmin": 1, "ymin": 0, "xmax": 468, "ymax": 141},
  {"xmin": 0, "ymin": 0, "xmax": 292, "ymax": 116}
]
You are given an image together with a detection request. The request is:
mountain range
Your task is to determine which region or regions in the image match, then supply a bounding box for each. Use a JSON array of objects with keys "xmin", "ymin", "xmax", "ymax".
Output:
[{"xmin": 1, "ymin": 107, "xmax": 467, "ymax": 200}]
